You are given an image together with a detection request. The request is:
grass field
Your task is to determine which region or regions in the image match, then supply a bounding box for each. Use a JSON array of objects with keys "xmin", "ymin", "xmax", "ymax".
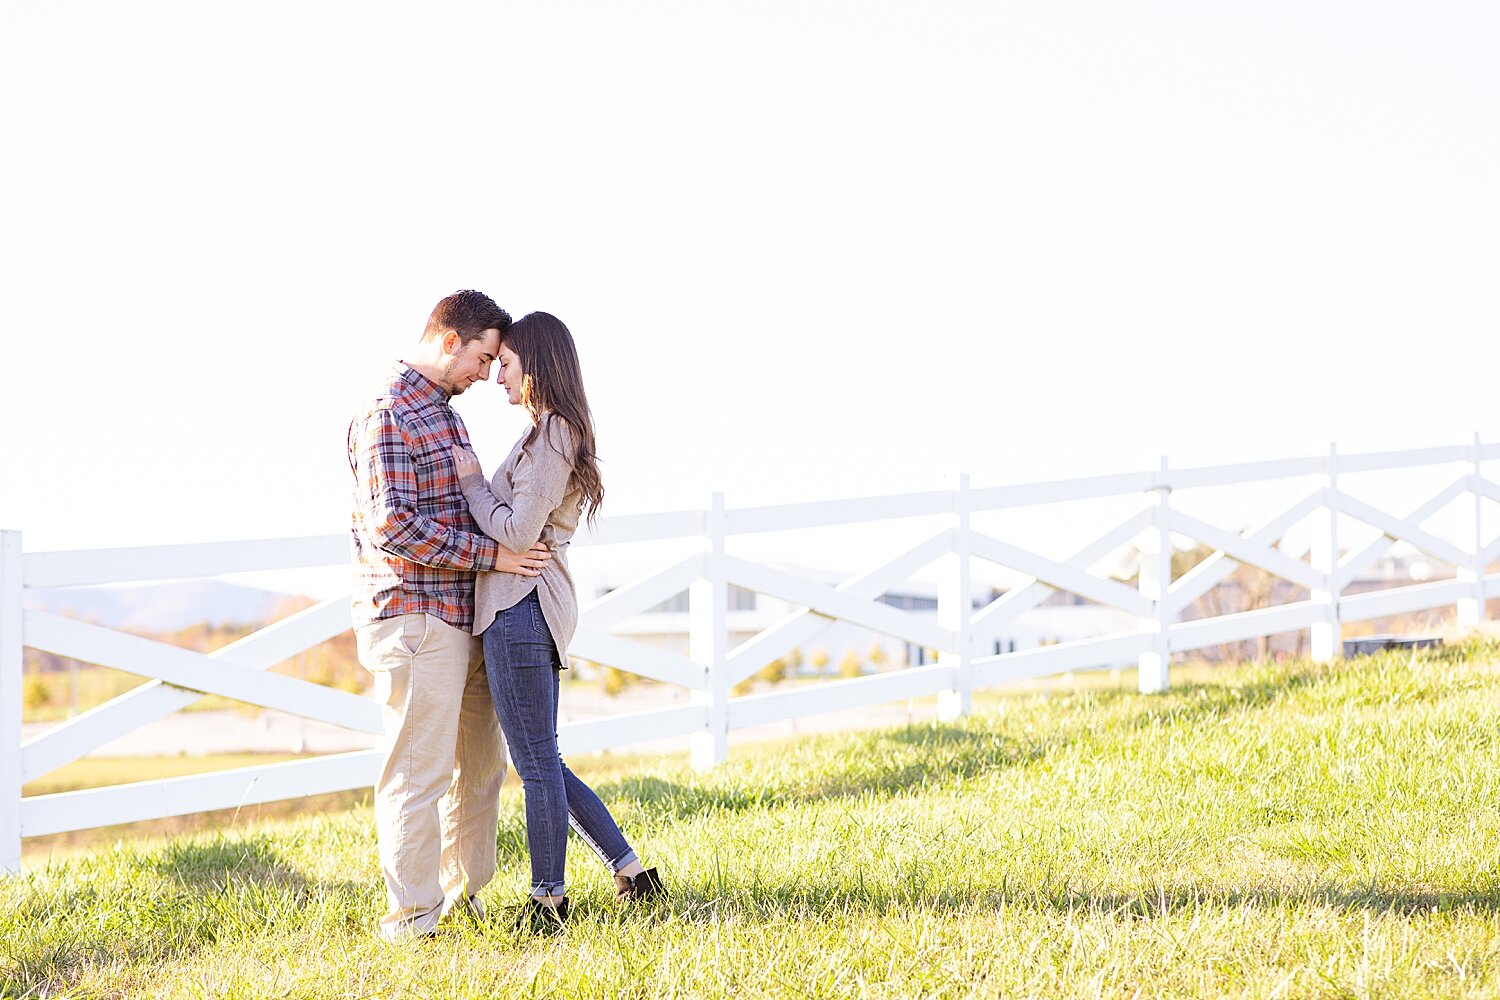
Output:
[{"xmin": 4, "ymin": 641, "xmax": 1500, "ymax": 998}]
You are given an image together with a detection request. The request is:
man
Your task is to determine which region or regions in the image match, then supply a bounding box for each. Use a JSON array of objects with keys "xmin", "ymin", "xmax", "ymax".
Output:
[{"xmin": 348, "ymin": 289, "xmax": 552, "ymax": 942}]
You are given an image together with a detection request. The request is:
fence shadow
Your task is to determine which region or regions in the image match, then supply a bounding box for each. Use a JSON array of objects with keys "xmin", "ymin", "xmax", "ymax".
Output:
[
  {"xmin": 589, "ymin": 723, "xmax": 1058, "ymax": 822},
  {"xmin": 149, "ymin": 834, "xmax": 302, "ymax": 890},
  {"xmin": 1114, "ymin": 647, "xmax": 1471, "ymax": 732},
  {"xmin": 495, "ymin": 814, "xmax": 530, "ymax": 865},
  {"xmin": 1059, "ymin": 883, "xmax": 1500, "ymax": 917},
  {"xmin": 628, "ymin": 877, "xmax": 1500, "ymax": 926}
]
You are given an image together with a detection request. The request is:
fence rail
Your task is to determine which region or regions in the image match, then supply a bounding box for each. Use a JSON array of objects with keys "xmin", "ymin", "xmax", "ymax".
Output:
[{"xmin": 4, "ymin": 437, "xmax": 1497, "ymax": 872}]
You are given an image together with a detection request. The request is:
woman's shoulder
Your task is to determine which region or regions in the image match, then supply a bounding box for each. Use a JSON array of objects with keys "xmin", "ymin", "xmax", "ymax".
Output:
[{"xmin": 533, "ymin": 413, "xmax": 580, "ymax": 458}]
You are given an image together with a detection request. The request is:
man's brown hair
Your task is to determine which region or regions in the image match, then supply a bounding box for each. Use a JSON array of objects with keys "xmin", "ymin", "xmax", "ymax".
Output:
[{"xmin": 421, "ymin": 289, "xmax": 512, "ymax": 344}]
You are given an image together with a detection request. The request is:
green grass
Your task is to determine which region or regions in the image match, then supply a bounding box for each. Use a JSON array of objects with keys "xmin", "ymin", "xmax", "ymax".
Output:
[{"xmin": 6, "ymin": 641, "xmax": 1500, "ymax": 998}]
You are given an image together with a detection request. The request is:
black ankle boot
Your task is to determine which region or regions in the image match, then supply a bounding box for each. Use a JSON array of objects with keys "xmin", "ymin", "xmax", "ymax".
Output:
[
  {"xmin": 514, "ymin": 896, "xmax": 569, "ymax": 934},
  {"xmin": 614, "ymin": 867, "xmax": 665, "ymax": 901}
]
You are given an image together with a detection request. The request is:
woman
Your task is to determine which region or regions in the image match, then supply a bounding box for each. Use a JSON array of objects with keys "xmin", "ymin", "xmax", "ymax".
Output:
[{"xmin": 452, "ymin": 311, "xmax": 663, "ymax": 932}]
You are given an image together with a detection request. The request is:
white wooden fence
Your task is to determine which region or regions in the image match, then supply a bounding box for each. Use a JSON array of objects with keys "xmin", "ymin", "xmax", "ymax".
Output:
[{"xmin": 4, "ymin": 437, "xmax": 1498, "ymax": 872}]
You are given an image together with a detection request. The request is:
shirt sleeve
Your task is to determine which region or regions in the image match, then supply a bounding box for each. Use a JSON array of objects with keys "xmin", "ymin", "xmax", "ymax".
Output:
[
  {"xmin": 459, "ymin": 417, "xmax": 576, "ymax": 553},
  {"xmin": 352, "ymin": 407, "xmax": 501, "ymax": 570}
]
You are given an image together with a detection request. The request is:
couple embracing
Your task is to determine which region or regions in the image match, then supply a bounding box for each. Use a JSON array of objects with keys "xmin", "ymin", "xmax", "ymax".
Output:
[{"xmin": 347, "ymin": 289, "xmax": 662, "ymax": 942}]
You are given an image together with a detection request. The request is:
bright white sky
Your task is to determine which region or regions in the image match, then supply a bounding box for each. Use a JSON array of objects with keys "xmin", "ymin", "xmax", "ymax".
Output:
[{"xmin": 2, "ymin": 2, "xmax": 1497, "ymax": 575}]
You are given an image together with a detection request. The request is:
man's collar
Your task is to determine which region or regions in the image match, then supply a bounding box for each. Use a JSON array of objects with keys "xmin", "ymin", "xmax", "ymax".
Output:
[{"xmin": 394, "ymin": 361, "xmax": 452, "ymax": 403}]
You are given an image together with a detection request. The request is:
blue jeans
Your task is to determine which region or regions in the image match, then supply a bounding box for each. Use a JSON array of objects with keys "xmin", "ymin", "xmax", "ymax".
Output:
[{"xmin": 482, "ymin": 590, "xmax": 638, "ymax": 898}]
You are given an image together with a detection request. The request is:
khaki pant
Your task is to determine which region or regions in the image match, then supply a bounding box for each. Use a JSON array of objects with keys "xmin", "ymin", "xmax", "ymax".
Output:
[{"xmin": 356, "ymin": 612, "xmax": 506, "ymax": 941}]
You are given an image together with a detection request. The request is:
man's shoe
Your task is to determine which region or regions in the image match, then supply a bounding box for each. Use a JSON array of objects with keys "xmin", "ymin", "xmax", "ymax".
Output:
[
  {"xmin": 445, "ymin": 893, "xmax": 486, "ymax": 925},
  {"xmin": 614, "ymin": 867, "xmax": 665, "ymax": 901},
  {"xmin": 379, "ymin": 918, "xmax": 442, "ymax": 944},
  {"xmin": 512, "ymin": 896, "xmax": 569, "ymax": 935}
]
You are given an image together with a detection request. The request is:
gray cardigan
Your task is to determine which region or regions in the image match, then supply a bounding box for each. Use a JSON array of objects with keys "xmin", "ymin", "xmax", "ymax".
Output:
[{"xmin": 458, "ymin": 414, "xmax": 582, "ymax": 662}]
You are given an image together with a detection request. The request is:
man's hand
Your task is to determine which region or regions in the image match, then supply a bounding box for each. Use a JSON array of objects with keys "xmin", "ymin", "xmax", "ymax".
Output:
[
  {"xmin": 452, "ymin": 446, "xmax": 483, "ymax": 479},
  {"xmin": 496, "ymin": 543, "xmax": 553, "ymax": 577}
]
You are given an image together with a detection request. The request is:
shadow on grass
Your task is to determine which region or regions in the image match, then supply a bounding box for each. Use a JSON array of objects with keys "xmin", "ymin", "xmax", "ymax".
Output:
[
  {"xmin": 1, "ymin": 834, "xmax": 372, "ymax": 998},
  {"xmin": 612, "ymin": 876, "xmax": 1500, "ymax": 928},
  {"xmin": 1058, "ymin": 883, "xmax": 1500, "ymax": 918},
  {"xmin": 1121, "ymin": 637, "xmax": 1500, "ymax": 732},
  {"xmin": 1101, "ymin": 659, "xmax": 1344, "ymax": 734},
  {"xmin": 496, "ymin": 814, "xmax": 530, "ymax": 865},
  {"xmin": 150, "ymin": 834, "xmax": 300, "ymax": 889},
  {"xmin": 589, "ymin": 724, "xmax": 1057, "ymax": 821}
]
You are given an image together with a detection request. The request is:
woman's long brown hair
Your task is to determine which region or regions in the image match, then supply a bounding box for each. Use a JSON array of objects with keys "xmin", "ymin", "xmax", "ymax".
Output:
[{"xmin": 502, "ymin": 312, "xmax": 604, "ymax": 524}]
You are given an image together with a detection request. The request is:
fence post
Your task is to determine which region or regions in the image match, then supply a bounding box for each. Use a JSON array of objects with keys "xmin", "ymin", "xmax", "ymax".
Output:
[
  {"xmin": 1138, "ymin": 458, "xmax": 1172, "ymax": 693},
  {"xmin": 690, "ymin": 493, "xmax": 728, "ymax": 770},
  {"xmin": 1458, "ymin": 432, "xmax": 1485, "ymax": 631},
  {"xmin": 1, "ymin": 531, "xmax": 23, "ymax": 874},
  {"xmin": 1310, "ymin": 443, "xmax": 1342, "ymax": 661},
  {"xmin": 938, "ymin": 473, "xmax": 972, "ymax": 721}
]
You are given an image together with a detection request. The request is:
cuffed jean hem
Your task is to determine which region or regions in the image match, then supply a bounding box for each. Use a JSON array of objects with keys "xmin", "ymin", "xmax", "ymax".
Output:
[
  {"xmin": 531, "ymin": 847, "xmax": 635, "ymax": 897},
  {"xmin": 566, "ymin": 809, "xmax": 640, "ymax": 875}
]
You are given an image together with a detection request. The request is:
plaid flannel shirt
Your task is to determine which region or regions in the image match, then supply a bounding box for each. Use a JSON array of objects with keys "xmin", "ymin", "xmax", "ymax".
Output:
[{"xmin": 347, "ymin": 363, "xmax": 502, "ymax": 631}]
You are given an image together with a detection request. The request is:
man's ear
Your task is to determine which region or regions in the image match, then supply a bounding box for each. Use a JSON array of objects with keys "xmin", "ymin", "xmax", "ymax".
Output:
[{"xmin": 442, "ymin": 330, "xmax": 462, "ymax": 356}]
